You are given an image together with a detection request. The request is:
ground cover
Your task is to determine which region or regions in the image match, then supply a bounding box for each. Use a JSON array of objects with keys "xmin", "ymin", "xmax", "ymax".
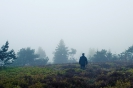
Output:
[{"xmin": 0, "ymin": 61, "xmax": 133, "ymax": 88}]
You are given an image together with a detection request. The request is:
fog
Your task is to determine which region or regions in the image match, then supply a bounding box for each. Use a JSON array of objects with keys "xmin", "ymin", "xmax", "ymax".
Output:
[{"xmin": 0, "ymin": 0, "xmax": 133, "ymax": 62}]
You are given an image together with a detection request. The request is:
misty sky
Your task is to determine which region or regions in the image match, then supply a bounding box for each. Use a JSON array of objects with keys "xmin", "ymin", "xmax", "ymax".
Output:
[{"xmin": 0, "ymin": 0, "xmax": 133, "ymax": 62}]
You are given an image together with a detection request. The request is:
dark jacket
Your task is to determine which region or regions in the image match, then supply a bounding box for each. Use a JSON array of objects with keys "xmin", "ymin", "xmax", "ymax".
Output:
[{"xmin": 79, "ymin": 56, "xmax": 88, "ymax": 65}]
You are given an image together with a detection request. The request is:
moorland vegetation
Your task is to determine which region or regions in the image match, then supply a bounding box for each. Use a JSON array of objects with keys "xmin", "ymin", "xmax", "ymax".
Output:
[{"xmin": 1, "ymin": 61, "xmax": 133, "ymax": 88}]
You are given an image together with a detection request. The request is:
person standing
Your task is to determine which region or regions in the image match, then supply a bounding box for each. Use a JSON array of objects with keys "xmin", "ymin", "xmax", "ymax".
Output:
[{"xmin": 79, "ymin": 53, "xmax": 88, "ymax": 69}]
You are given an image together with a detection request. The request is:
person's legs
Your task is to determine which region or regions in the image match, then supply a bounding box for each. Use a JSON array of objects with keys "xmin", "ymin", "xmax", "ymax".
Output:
[
  {"xmin": 80, "ymin": 65, "xmax": 82, "ymax": 69},
  {"xmin": 82, "ymin": 65, "xmax": 85, "ymax": 70},
  {"xmin": 81, "ymin": 65, "xmax": 85, "ymax": 69}
]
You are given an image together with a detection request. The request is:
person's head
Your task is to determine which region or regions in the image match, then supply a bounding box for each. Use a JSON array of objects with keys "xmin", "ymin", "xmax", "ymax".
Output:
[{"xmin": 82, "ymin": 53, "xmax": 85, "ymax": 56}]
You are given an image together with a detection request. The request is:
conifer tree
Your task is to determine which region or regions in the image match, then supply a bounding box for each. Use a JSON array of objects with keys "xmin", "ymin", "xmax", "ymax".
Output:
[
  {"xmin": 0, "ymin": 41, "xmax": 16, "ymax": 66},
  {"xmin": 53, "ymin": 39, "xmax": 69, "ymax": 64}
]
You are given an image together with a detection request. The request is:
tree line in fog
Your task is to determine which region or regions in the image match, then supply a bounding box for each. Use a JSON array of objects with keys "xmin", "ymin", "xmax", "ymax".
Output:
[{"xmin": 0, "ymin": 39, "xmax": 133, "ymax": 66}]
